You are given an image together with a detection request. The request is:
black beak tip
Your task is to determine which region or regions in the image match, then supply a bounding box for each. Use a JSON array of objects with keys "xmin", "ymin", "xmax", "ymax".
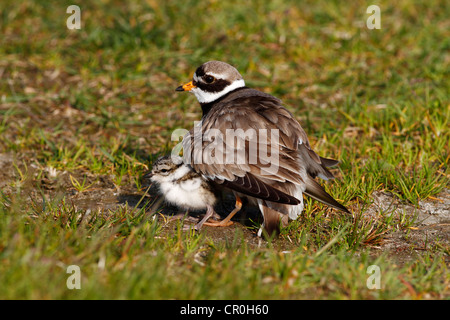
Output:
[
  {"xmin": 142, "ymin": 171, "xmax": 153, "ymax": 180},
  {"xmin": 175, "ymin": 86, "xmax": 184, "ymax": 92}
]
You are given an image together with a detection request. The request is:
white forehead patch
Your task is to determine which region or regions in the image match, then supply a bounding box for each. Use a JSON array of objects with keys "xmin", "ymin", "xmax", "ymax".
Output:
[{"xmin": 193, "ymin": 73, "xmax": 200, "ymax": 82}]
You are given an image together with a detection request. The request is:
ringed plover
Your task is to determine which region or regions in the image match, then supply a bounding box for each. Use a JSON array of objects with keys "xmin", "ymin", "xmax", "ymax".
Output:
[{"xmin": 176, "ymin": 61, "xmax": 350, "ymax": 237}]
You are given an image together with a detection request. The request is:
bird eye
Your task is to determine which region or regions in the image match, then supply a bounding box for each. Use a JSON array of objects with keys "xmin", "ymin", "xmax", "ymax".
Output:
[
  {"xmin": 204, "ymin": 75, "xmax": 215, "ymax": 84},
  {"xmin": 161, "ymin": 169, "xmax": 168, "ymax": 173}
]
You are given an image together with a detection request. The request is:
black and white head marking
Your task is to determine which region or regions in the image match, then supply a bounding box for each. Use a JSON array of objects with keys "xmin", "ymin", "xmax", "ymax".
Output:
[{"xmin": 190, "ymin": 61, "xmax": 246, "ymax": 104}]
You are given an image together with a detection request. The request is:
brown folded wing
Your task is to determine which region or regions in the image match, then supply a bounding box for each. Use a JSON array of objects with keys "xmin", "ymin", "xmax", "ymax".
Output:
[{"xmin": 182, "ymin": 88, "xmax": 343, "ymax": 209}]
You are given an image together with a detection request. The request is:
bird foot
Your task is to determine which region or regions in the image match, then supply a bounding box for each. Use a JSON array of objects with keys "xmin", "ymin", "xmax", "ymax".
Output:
[{"xmin": 202, "ymin": 220, "xmax": 234, "ymax": 227}]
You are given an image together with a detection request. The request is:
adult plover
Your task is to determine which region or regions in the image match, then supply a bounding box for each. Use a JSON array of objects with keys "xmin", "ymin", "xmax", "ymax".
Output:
[
  {"xmin": 176, "ymin": 61, "xmax": 350, "ymax": 237},
  {"xmin": 145, "ymin": 155, "xmax": 242, "ymax": 230}
]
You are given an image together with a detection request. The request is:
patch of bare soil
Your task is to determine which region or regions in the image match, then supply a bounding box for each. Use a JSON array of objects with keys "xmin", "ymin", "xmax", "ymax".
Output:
[
  {"xmin": 0, "ymin": 153, "xmax": 14, "ymax": 189},
  {"xmin": 365, "ymin": 190, "xmax": 449, "ymax": 263}
]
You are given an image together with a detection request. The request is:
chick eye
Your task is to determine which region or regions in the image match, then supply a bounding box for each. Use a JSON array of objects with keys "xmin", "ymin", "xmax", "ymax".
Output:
[{"xmin": 204, "ymin": 75, "xmax": 215, "ymax": 84}]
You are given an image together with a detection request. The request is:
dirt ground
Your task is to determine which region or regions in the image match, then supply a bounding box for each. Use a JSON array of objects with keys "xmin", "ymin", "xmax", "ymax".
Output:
[{"xmin": 1, "ymin": 152, "xmax": 448, "ymax": 262}]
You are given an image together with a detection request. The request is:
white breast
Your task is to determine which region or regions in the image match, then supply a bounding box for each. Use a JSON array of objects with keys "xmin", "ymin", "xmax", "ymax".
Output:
[{"xmin": 159, "ymin": 178, "xmax": 215, "ymax": 211}]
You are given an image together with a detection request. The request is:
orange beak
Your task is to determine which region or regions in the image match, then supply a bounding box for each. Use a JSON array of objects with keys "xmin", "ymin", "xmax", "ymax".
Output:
[{"xmin": 175, "ymin": 81, "xmax": 196, "ymax": 92}]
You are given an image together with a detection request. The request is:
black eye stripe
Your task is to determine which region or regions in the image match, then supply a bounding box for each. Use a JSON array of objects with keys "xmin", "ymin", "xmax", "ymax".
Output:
[{"xmin": 195, "ymin": 79, "xmax": 231, "ymax": 93}]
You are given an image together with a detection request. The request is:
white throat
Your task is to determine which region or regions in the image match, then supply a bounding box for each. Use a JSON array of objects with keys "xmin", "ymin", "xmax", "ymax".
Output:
[{"xmin": 191, "ymin": 79, "xmax": 245, "ymax": 104}]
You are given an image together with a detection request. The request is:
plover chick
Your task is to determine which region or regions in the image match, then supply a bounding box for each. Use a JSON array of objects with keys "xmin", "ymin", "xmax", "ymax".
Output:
[{"xmin": 145, "ymin": 155, "xmax": 242, "ymax": 230}]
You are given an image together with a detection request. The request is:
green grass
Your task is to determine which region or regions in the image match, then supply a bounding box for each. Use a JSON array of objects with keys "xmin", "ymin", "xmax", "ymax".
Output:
[
  {"xmin": 0, "ymin": 200, "xmax": 447, "ymax": 299},
  {"xmin": 0, "ymin": 0, "xmax": 449, "ymax": 299}
]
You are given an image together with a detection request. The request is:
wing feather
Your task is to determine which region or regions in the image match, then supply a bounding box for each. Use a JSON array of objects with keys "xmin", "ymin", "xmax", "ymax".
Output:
[
  {"xmin": 216, "ymin": 174, "xmax": 300, "ymax": 205},
  {"xmin": 182, "ymin": 88, "xmax": 341, "ymax": 206}
]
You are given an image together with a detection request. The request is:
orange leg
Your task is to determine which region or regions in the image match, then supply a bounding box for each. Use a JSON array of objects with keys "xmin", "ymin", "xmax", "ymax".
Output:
[{"xmin": 203, "ymin": 195, "xmax": 243, "ymax": 227}]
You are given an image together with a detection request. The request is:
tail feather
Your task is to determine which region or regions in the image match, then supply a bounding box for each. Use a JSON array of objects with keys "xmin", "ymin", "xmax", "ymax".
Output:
[
  {"xmin": 257, "ymin": 200, "xmax": 283, "ymax": 238},
  {"xmin": 319, "ymin": 156, "xmax": 340, "ymax": 168},
  {"xmin": 304, "ymin": 176, "xmax": 350, "ymax": 214},
  {"xmin": 300, "ymin": 145, "xmax": 337, "ymax": 180}
]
